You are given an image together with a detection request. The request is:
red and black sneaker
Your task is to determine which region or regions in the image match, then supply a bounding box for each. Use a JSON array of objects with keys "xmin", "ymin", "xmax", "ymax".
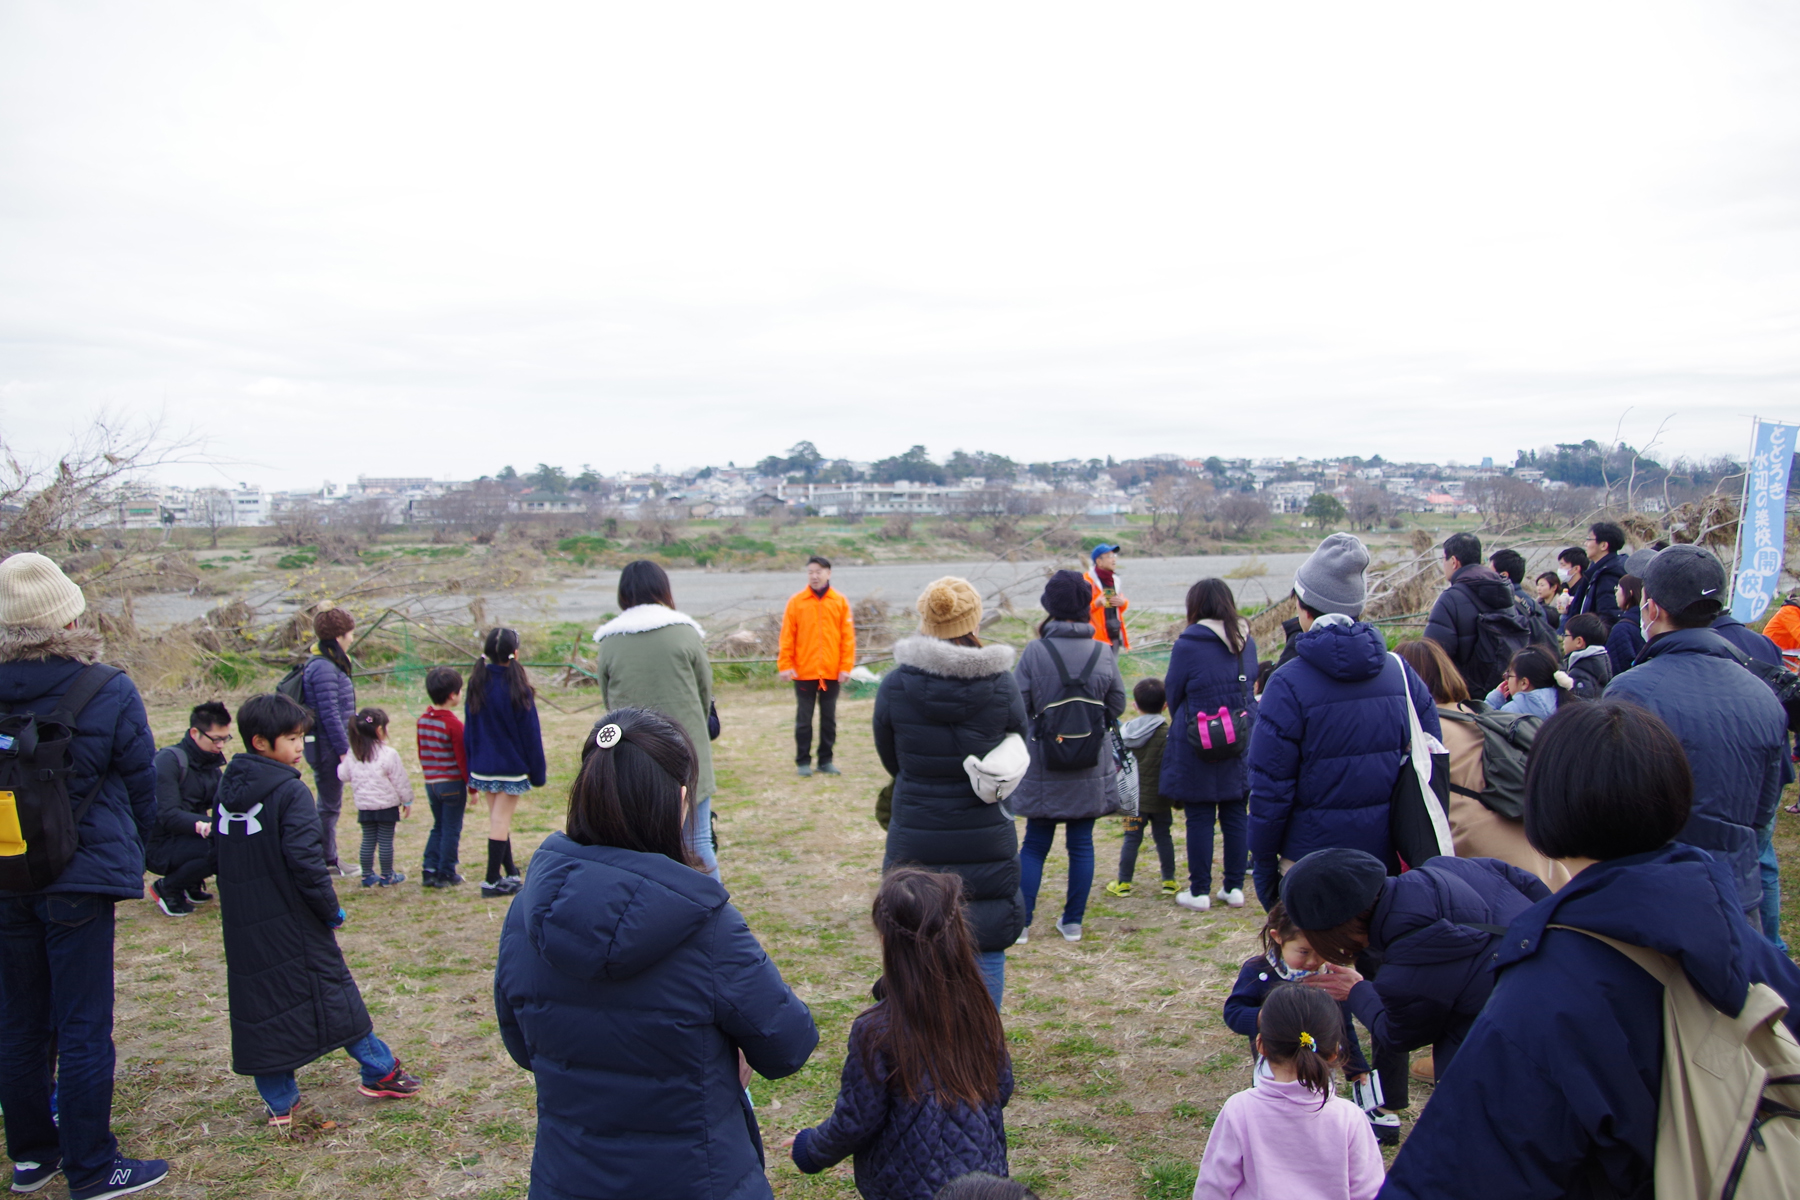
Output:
[
  {"xmin": 150, "ymin": 879, "xmax": 194, "ymax": 918},
  {"xmin": 357, "ymin": 1062, "xmax": 421, "ymax": 1099}
]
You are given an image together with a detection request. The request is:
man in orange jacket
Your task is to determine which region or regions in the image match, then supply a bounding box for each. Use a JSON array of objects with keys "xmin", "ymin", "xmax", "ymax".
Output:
[
  {"xmin": 778, "ymin": 555, "xmax": 857, "ymax": 776},
  {"xmin": 1765, "ymin": 591, "xmax": 1800, "ymax": 673},
  {"xmin": 1086, "ymin": 544, "xmax": 1130, "ymax": 651}
]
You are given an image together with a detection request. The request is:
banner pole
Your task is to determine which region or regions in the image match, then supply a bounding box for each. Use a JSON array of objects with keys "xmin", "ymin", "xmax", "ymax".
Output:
[{"xmin": 1727, "ymin": 417, "xmax": 1760, "ymax": 609}]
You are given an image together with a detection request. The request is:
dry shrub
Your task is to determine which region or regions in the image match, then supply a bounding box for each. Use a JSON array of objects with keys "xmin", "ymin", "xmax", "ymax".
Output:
[
  {"xmin": 853, "ymin": 593, "xmax": 896, "ymax": 652},
  {"xmin": 1663, "ymin": 495, "xmax": 1738, "ymax": 551},
  {"xmin": 1408, "ymin": 528, "xmax": 1434, "ymax": 554}
]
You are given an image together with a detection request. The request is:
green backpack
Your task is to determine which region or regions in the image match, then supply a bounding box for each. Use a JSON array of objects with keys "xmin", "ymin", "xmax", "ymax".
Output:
[{"xmin": 1436, "ymin": 701, "xmax": 1542, "ymax": 821}]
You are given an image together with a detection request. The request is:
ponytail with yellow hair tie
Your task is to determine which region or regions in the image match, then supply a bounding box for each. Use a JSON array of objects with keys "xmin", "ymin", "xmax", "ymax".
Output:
[{"xmin": 1298, "ymin": 1031, "xmax": 1317, "ymax": 1052}]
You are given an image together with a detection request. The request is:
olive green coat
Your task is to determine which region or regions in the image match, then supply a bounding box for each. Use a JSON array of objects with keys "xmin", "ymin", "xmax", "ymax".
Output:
[{"xmin": 592, "ymin": 606, "xmax": 716, "ymax": 798}]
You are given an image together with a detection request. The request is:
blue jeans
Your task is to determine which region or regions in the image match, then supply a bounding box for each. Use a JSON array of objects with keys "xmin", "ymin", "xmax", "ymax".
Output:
[
  {"xmin": 1186, "ymin": 798, "xmax": 1249, "ymax": 895},
  {"xmin": 977, "ymin": 950, "xmax": 1005, "ymax": 1008},
  {"xmin": 1759, "ymin": 816, "xmax": 1786, "ymax": 954},
  {"xmin": 422, "ymin": 780, "xmax": 467, "ymax": 877},
  {"xmin": 0, "ymin": 893, "xmax": 120, "ymax": 1185},
  {"xmin": 253, "ymin": 1032, "xmax": 396, "ymax": 1116},
  {"xmin": 686, "ymin": 794, "xmax": 718, "ymax": 879},
  {"xmin": 1020, "ymin": 818, "xmax": 1096, "ymax": 928}
]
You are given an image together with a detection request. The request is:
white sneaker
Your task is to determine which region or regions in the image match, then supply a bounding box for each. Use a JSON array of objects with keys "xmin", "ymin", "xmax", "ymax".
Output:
[
  {"xmin": 1055, "ymin": 921, "xmax": 1083, "ymax": 942},
  {"xmin": 1175, "ymin": 890, "xmax": 1211, "ymax": 912},
  {"xmin": 1217, "ymin": 888, "xmax": 1247, "ymax": 908},
  {"xmin": 1013, "ymin": 927, "xmax": 1029, "ymax": 946}
]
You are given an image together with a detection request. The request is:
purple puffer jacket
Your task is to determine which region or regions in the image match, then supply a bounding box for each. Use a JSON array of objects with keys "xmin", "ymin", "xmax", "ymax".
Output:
[
  {"xmin": 301, "ymin": 653, "xmax": 356, "ymax": 760},
  {"xmin": 792, "ymin": 1001, "xmax": 1012, "ymax": 1200}
]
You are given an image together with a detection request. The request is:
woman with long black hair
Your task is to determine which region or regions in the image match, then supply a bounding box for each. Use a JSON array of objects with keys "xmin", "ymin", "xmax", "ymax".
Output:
[
  {"xmin": 301, "ymin": 606, "xmax": 357, "ymax": 873},
  {"xmin": 464, "ymin": 626, "xmax": 546, "ymax": 896}
]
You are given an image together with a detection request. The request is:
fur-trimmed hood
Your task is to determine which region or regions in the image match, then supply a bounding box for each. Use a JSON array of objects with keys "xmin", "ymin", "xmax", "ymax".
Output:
[
  {"xmin": 0, "ymin": 623, "xmax": 104, "ymax": 664},
  {"xmin": 592, "ymin": 604, "xmax": 705, "ymax": 642},
  {"xmin": 891, "ymin": 635, "xmax": 1015, "ymax": 679}
]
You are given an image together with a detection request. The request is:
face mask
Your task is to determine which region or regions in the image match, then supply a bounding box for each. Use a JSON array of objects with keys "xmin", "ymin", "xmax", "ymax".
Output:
[{"xmin": 1556, "ymin": 567, "xmax": 1572, "ymax": 583}]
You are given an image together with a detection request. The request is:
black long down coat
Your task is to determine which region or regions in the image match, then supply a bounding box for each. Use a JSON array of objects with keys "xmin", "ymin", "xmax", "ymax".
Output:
[
  {"xmin": 213, "ymin": 751, "xmax": 371, "ymax": 1075},
  {"xmin": 874, "ymin": 636, "xmax": 1028, "ymax": 953}
]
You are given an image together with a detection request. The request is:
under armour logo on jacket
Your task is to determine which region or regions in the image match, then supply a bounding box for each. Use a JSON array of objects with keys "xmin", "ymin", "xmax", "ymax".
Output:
[{"xmin": 216, "ymin": 804, "xmax": 264, "ymax": 836}]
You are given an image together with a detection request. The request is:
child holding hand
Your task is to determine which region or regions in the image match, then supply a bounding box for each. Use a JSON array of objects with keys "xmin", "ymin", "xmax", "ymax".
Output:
[
  {"xmin": 1195, "ymin": 984, "xmax": 1384, "ymax": 1200},
  {"xmin": 338, "ymin": 707, "xmax": 415, "ymax": 887}
]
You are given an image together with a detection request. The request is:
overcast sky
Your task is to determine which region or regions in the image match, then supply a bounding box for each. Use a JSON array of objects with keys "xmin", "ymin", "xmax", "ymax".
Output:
[{"xmin": 2, "ymin": 2, "xmax": 1797, "ymax": 489}]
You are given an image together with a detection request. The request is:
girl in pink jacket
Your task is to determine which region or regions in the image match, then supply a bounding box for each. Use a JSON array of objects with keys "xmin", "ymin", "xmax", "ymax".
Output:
[
  {"xmin": 1193, "ymin": 984, "xmax": 1384, "ymax": 1200},
  {"xmin": 339, "ymin": 707, "xmax": 416, "ymax": 887}
]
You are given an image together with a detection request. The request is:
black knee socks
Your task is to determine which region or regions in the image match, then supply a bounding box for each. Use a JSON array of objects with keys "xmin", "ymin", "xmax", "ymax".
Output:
[
  {"xmin": 486, "ymin": 839, "xmax": 507, "ymax": 885},
  {"xmin": 503, "ymin": 837, "xmax": 516, "ymax": 877}
]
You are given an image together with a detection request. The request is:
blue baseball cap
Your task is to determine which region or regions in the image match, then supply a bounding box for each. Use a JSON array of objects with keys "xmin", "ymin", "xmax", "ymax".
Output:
[{"xmin": 1090, "ymin": 543, "xmax": 1121, "ymax": 561}]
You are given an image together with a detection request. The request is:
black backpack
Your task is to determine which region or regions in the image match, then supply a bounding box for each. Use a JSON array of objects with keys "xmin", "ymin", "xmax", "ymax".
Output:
[
  {"xmin": 1465, "ymin": 599, "xmax": 1532, "ymax": 696},
  {"xmin": 1519, "ymin": 596, "xmax": 1561, "ymax": 659},
  {"xmin": 0, "ymin": 664, "xmax": 123, "ymax": 892},
  {"xmin": 1718, "ymin": 642, "xmax": 1800, "ymax": 734},
  {"xmin": 275, "ymin": 661, "xmax": 308, "ymax": 708},
  {"xmin": 1436, "ymin": 701, "xmax": 1542, "ymax": 820},
  {"xmin": 1031, "ymin": 641, "xmax": 1109, "ymax": 771}
]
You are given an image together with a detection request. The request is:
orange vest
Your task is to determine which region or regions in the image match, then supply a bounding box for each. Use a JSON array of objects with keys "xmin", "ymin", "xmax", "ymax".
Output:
[
  {"xmin": 1763, "ymin": 602, "xmax": 1800, "ymax": 671},
  {"xmin": 778, "ymin": 587, "xmax": 857, "ymax": 681},
  {"xmin": 1087, "ymin": 574, "xmax": 1130, "ymax": 650}
]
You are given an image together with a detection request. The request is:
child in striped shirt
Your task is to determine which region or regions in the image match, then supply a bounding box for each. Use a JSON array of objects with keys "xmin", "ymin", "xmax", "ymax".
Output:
[{"xmin": 417, "ymin": 667, "xmax": 468, "ymax": 888}]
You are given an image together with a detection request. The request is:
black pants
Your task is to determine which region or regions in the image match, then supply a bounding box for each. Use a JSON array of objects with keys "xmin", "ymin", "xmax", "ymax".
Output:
[
  {"xmin": 1117, "ymin": 812, "xmax": 1175, "ymax": 882},
  {"xmin": 793, "ymin": 680, "xmax": 840, "ymax": 766},
  {"xmin": 156, "ymin": 838, "xmax": 216, "ymax": 898}
]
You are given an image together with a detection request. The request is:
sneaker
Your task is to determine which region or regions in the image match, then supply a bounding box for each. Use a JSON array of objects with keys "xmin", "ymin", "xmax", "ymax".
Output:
[
  {"xmin": 420, "ymin": 872, "xmax": 439, "ymax": 889},
  {"xmin": 481, "ymin": 878, "xmax": 521, "ymax": 898},
  {"xmin": 1054, "ymin": 921, "xmax": 1083, "ymax": 942},
  {"xmin": 361, "ymin": 874, "xmax": 380, "ymax": 889},
  {"xmin": 1103, "ymin": 880, "xmax": 1133, "ymax": 898},
  {"xmin": 1174, "ymin": 890, "xmax": 1211, "ymax": 912},
  {"xmin": 1013, "ymin": 927, "xmax": 1029, "ymax": 946},
  {"xmin": 796, "ymin": 765, "xmax": 813, "ymax": 777},
  {"xmin": 357, "ymin": 1062, "xmax": 421, "ymax": 1099},
  {"xmin": 150, "ymin": 879, "xmax": 194, "ymax": 918},
  {"xmin": 68, "ymin": 1157, "xmax": 169, "ymax": 1200},
  {"xmin": 1369, "ymin": 1110, "xmax": 1401, "ymax": 1146},
  {"xmin": 1160, "ymin": 880, "xmax": 1179, "ymax": 897},
  {"xmin": 379, "ymin": 872, "xmax": 406, "ymax": 887},
  {"xmin": 442, "ymin": 872, "xmax": 465, "ymax": 886},
  {"xmin": 817, "ymin": 763, "xmax": 841, "ymax": 776},
  {"xmin": 1217, "ymin": 887, "xmax": 1247, "ymax": 908},
  {"xmin": 11, "ymin": 1157, "xmax": 62, "ymax": 1193},
  {"xmin": 184, "ymin": 886, "xmax": 213, "ymax": 904},
  {"xmin": 266, "ymin": 1106, "xmax": 293, "ymax": 1130}
]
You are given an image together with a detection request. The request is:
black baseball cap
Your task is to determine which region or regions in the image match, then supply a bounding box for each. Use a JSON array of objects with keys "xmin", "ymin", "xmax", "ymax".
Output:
[{"xmin": 1641, "ymin": 544, "xmax": 1726, "ymax": 617}]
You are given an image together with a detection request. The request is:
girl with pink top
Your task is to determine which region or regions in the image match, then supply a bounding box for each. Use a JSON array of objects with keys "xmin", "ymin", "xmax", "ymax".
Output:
[
  {"xmin": 339, "ymin": 707, "xmax": 416, "ymax": 888},
  {"xmin": 1193, "ymin": 983, "xmax": 1384, "ymax": 1200}
]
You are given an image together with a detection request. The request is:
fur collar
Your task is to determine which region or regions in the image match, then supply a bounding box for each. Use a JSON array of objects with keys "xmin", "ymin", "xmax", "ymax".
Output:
[
  {"xmin": 592, "ymin": 604, "xmax": 705, "ymax": 642},
  {"xmin": 891, "ymin": 635, "xmax": 1015, "ymax": 679},
  {"xmin": 0, "ymin": 624, "xmax": 104, "ymax": 665}
]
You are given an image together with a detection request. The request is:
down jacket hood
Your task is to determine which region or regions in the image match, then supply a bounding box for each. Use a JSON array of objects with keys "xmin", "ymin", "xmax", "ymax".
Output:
[
  {"xmin": 1292, "ymin": 618, "xmax": 1389, "ymax": 682},
  {"xmin": 516, "ymin": 832, "xmax": 728, "ymax": 982},
  {"xmin": 216, "ymin": 750, "xmax": 300, "ymax": 814},
  {"xmin": 890, "ymin": 635, "xmax": 1015, "ymax": 680},
  {"xmin": 1371, "ymin": 856, "xmax": 1550, "ymax": 968},
  {"xmin": 0, "ymin": 623, "xmax": 104, "ymax": 665},
  {"xmin": 1451, "ymin": 564, "xmax": 1516, "ymax": 612},
  {"xmin": 592, "ymin": 604, "xmax": 706, "ymax": 642}
]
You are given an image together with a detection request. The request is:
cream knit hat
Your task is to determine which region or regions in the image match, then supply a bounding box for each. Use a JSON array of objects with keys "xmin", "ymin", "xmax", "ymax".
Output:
[
  {"xmin": 0, "ymin": 553, "xmax": 87, "ymax": 629},
  {"xmin": 917, "ymin": 576, "xmax": 983, "ymax": 640}
]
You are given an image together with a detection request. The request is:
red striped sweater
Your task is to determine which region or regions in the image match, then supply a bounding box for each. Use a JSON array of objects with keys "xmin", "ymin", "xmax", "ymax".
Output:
[{"xmin": 416, "ymin": 706, "xmax": 467, "ymax": 784}]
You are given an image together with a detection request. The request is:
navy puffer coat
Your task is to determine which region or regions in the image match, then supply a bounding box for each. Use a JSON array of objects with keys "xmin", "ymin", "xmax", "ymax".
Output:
[
  {"xmin": 1248, "ymin": 619, "xmax": 1440, "ymax": 868},
  {"xmin": 1422, "ymin": 564, "xmax": 1520, "ymax": 697},
  {"xmin": 1342, "ymin": 857, "xmax": 1549, "ymax": 1070},
  {"xmin": 1605, "ymin": 628, "xmax": 1787, "ymax": 912},
  {"xmin": 494, "ymin": 833, "xmax": 818, "ymax": 1200},
  {"xmin": 0, "ymin": 625, "xmax": 156, "ymax": 900},
  {"xmin": 791, "ymin": 1001, "xmax": 1012, "ymax": 1200},
  {"xmin": 213, "ymin": 751, "xmax": 370, "ymax": 1074},
  {"xmin": 300, "ymin": 652, "xmax": 355, "ymax": 762},
  {"xmin": 874, "ymin": 636, "xmax": 1028, "ymax": 952},
  {"xmin": 1604, "ymin": 608, "xmax": 1643, "ymax": 676},
  {"xmin": 1160, "ymin": 622, "xmax": 1259, "ymax": 804},
  {"xmin": 1381, "ymin": 844, "xmax": 1800, "ymax": 1200}
]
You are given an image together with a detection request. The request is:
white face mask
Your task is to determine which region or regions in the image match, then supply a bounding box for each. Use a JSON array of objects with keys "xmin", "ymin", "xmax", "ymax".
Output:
[{"xmin": 1556, "ymin": 567, "xmax": 1572, "ymax": 583}]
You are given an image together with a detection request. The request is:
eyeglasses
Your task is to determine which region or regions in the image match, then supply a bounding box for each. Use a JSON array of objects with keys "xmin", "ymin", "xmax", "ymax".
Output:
[{"xmin": 196, "ymin": 730, "xmax": 234, "ymax": 748}]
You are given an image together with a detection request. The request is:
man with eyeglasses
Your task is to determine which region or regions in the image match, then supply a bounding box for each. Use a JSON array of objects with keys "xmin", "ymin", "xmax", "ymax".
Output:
[
  {"xmin": 1569, "ymin": 520, "xmax": 1629, "ymax": 626},
  {"xmin": 146, "ymin": 701, "xmax": 233, "ymax": 918}
]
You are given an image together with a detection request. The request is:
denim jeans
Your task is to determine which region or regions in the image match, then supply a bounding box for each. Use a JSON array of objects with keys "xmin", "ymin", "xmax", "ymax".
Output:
[
  {"xmin": 0, "ymin": 893, "xmax": 120, "ymax": 1185},
  {"xmin": 1020, "ymin": 818, "xmax": 1096, "ymax": 928},
  {"xmin": 422, "ymin": 780, "xmax": 468, "ymax": 877},
  {"xmin": 253, "ymin": 1031, "xmax": 396, "ymax": 1116},
  {"xmin": 1185, "ymin": 798, "xmax": 1249, "ymax": 895},
  {"xmin": 686, "ymin": 794, "xmax": 718, "ymax": 879},
  {"xmin": 1758, "ymin": 816, "xmax": 1786, "ymax": 954},
  {"xmin": 977, "ymin": 949, "xmax": 1005, "ymax": 1008}
]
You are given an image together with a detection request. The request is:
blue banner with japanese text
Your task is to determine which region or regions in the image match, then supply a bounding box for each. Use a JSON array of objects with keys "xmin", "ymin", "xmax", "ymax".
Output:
[{"xmin": 1731, "ymin": 419, "xmax": 1798, "ymax": 623}]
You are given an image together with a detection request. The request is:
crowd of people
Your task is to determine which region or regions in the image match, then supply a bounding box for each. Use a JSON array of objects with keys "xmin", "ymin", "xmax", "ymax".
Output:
[{"xmin": 0, "ymin": 525, "xmax": 1797, "ymax": 1200}]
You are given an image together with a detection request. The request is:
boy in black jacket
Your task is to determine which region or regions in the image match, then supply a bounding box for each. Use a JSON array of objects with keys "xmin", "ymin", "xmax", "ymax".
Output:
[
  {"xmin": 1561, "ymin": 614, "xmax": 1613, "ymax": 701},
  {"xmin": 213, "ymin": 694, "xmax": 419, "ymax": 1128},
  {"xmin": 147, "ymin": 701, "xmax": 231, "ymax": 917}
]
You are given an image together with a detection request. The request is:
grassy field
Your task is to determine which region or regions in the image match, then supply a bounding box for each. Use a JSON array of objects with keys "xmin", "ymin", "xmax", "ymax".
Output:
[{"xmin": 24, "ymin": 676, "xmax": 1800, "ymax": 1199}]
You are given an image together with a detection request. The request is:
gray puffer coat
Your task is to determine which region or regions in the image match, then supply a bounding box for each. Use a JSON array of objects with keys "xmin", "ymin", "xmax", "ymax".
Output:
[{"xmin": 1007, "ymin": 621, "xmax": 1126, "ymax": 821}]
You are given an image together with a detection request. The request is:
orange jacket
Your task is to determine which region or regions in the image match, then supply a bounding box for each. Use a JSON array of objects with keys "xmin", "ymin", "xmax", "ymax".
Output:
[
  {"xmin": 1764, "ymin": 600, "xmax": 1800, "ymax": 671},
  {"xmin": 1087, "ymin": 574, "xmax": 1130, "ymax": 650},
  {"xmin": 778, "ymin": 586, "xmax": 857, "ymax": 682}
]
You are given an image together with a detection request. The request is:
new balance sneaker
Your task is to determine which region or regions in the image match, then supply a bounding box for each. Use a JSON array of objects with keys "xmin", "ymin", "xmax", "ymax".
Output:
[
  {"xmin": 1216, "ymin": 887, "xmax": 1247, "ymax": 908},
  {"xmin": 68, "ymin": 1157, "xmax": 169, "ymax": 1200},
  {"xmin": 481, "ymin": 878, "xmax": 521, "ymax": 898},
  {"xmin": 11, "ymin": 1157, "xmax": 61, "ymax": 1193},
  {"xmin": 1103, "ymin": 880, "xmax": 1133, "ymax": 898},
  {"xmin": 1368, "ymin": 1110, "xmax": 1401, "ymax": 1146},
  {"xmin": 1054, "ymin": 921, "xmax": 1083, "ymax": 942},
  {"xmin": 1174, "ymin": 889, "xmax": 1211, "ymax": 912},
  {"xmin": 1160, "ymin": 880, "xmax": 1180, "ymax": 897},
  {"xmin": 150, "ymin": 879, "xmax": 193, "ymax": 918},
  {"xmin": 816, "ymin": 763, "xmax": 841, "ymax": 776},
  {"xmin": 378, "ymin": 871, "xmax": 406, "ymax": 887},
  {"xmin": 357, "ymin": 1062, "xmax": 421, "ymax": 1099},
  {"xmin": 184, "ymin": 886, "xmax": 213, "ymax": 904}
]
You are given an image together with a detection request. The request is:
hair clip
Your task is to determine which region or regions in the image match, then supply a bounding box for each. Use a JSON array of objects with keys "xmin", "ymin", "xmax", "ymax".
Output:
[
  {"xmin": 594, "ymin": 723, "xmax": 624, "ymax": 750},
  {"xmin": 1298, "ymin": 1031, "xmax": 1317, "ymax": 1052}
]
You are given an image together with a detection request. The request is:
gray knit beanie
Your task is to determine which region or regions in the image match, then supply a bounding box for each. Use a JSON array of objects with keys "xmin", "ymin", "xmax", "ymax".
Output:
[{"xmin": 1294, "ymin": 533, "xmax": 1370, "ymax": 618}]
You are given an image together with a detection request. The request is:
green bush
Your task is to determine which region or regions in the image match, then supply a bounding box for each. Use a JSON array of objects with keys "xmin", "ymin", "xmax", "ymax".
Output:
[
  {"xmin": 207, "ymin": 652, "xmax": 264, "ymax": 688},
  {"xmin": 276, "ymin": 547, "xmax": 318, "ymax": 570}
]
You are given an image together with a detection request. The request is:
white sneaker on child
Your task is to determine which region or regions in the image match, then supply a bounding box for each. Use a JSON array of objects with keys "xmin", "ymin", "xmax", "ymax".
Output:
[
  {"xmin": 1216, "ymin": 888, "xmax": 1246, "ymax": 908},
  {"xmin": 1174, "ymin": 890, "xmax": 1211, "ymax": 912},
  {"xmin": 1054, "ymin": 921, "xmax": 1083, "ymax": 942}
]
